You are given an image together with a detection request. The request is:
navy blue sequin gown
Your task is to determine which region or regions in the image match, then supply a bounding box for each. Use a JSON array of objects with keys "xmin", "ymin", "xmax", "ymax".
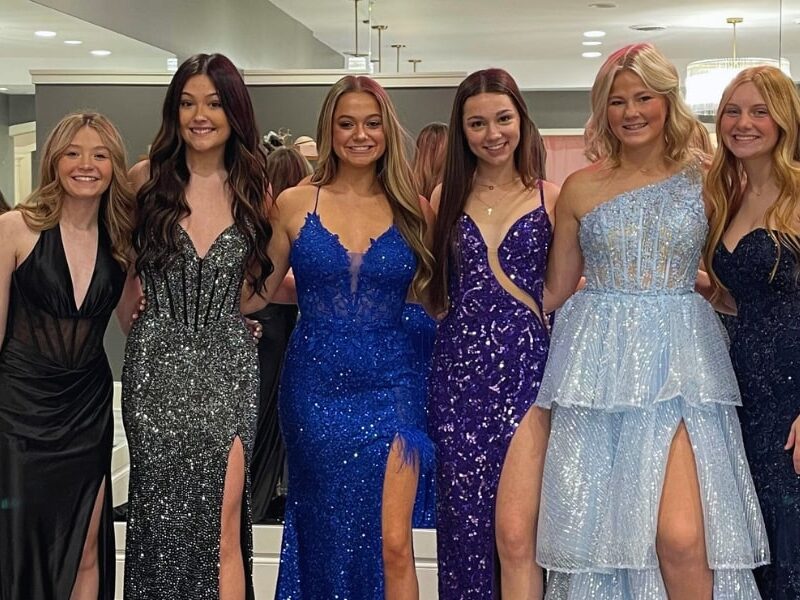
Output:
[
  {"xmin": 276, "ymin": 192, "xmax": 433, "ymax": 599},
  {"xmin": 714, "ymin": 228, "xmax": 800, "ymax": 599}
]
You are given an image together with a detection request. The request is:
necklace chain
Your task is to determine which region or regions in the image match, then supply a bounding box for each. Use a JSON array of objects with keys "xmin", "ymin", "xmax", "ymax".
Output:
[
  {"xmin": 472, "ymin": 182, "xmax": 521, "ymax": 217},
  {"xmin": 474, "ymin": 176, "xmax": 520, "ymax": 192}
]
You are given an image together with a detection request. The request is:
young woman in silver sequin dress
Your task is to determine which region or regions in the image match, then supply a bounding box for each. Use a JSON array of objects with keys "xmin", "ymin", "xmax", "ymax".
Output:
[
  {"xmin": 120, "ymin": 54, "xmax": 272, "ymax": 600},
  {"xmin": 536, "ymin": 43, "xmax": 769, "ymax": 599}
]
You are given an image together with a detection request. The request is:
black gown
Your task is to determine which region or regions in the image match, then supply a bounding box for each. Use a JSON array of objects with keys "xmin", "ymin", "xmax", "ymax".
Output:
[
  {"xmin": 714, "ymin": 228, "xmax": 800, "ymax": 599},
  {"xmin": 0, "ymin": 224, "xmax": 125, "ymax": 600}
]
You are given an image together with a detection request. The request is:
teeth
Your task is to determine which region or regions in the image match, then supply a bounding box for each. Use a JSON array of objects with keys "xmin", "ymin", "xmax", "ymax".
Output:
[
  {"xmin": 486, "ymin": 143, "xmax": 505, "ymax": 150},
  {"xmin": 623, "ymin": 123, "xmax": 647, "ymax": 130},
  {"xmin": 73, "ymin": 176, "xmax": 97, "ymax": 181},
  {"xmin": 191, "ymin": 128, "xmax": 214, "ymax": 134}
]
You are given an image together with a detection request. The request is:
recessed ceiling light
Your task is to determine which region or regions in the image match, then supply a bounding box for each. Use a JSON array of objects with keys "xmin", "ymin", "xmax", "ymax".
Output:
[
  {"xmin": 588, "ymin": 2, "xmax": 617, "ymax": 7},
  {"xmin": 582, "ymin": 51, "xmax": 602, "ymax": 58},
  {"xmin": 64, "ymin": 40, "xmax": 83, "ymax": 45},
  {"xmin": 583, "ymin": 41, "xmax": 602, "ymax": 46},
  {"xmin": 583, "ymin": 30, "xmax": 606, "ymax": 38},
  {"xmin": 35, "ymin": 30, "xmax": 57, "ymax": 38},
  {"xmin": 90, "ymin": 49, "xmax": 111, "ymax": 56},
  {"xmin": 0, "ymin": 88, "xmax": 8, "ymax": 92},
  {"xmin": 630, "ymin": 24, "xmax": 667, "ymax": 32}
]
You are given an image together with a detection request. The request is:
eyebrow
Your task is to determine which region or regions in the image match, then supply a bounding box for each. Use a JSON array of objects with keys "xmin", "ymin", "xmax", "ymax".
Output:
[
  {"xmin": 336, "ymin": 113, "xmax": 382, "ymax": 120},
  {"xmin": 66, "ymin": 144, "xmax": 110, "ymax": 151},
  {"xmin": 180, "ymin": 91, "xmax": 220, "ymax": 99}
]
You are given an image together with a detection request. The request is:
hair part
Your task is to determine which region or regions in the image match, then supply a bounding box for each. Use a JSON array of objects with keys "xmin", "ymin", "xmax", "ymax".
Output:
[
  {"xmin": 429, "ymin": 68, "xmax": 546, "ymax": 313},
  {"xmin": 134, "ymin": 53, "xmax": 273, "ymax": 295},
  {"xmin": 17, "ymin": 111, "xmax": 135, "ymax": 270},
  {"xmin": 585, "ymin": 43, "xmax": 709, "ymax": 167},
  {"xmin": 310, "ymin": 75, "xmax": 433, "ymax": 298},
  {"xmin": 704, "ymin": 65, "xmax": 800, "ymax": 298}
]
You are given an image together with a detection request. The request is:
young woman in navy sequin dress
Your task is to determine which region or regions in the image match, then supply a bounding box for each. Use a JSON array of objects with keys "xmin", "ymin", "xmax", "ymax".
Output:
[
  {"xmin": 705, "ymin": 65, "xmax": 800, "ymax": 599},
  {"xmin": 265, "ymin": 76, "xmax": 435, "ymax": 599},
  {"xmin": 428, "ymin": 69, "xmax": 558, "ymax": 599}
]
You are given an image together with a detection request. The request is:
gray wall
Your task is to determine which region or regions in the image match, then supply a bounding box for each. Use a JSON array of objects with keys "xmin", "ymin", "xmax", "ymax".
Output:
[
  {"xmin": 35, "ymin": 82, "xmax": 592, "ymax": 377},
  {"xmin": 0, "ymin": 95, "xmax": 11, "ymax": 207}
]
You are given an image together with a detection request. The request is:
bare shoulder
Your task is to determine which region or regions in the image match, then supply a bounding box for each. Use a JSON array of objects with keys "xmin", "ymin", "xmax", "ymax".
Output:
[
  {"xmin": 128, "ymin": 159, "xmax": 151, "ymax": 192},
  {"xmin": 554, "ymin": 165, "xmax": 603, "ymax": 218},
  {"xmin": 0, "ymin": 211, "xmax": 37, "ymax": 262},
  {"xmin": 271, "ymin": 184, "xmax": 318, "ymax": 231},
  {"xmin": 540, "ymin": 179, "xmax": 560, "ymax": 213},
  {"xmin": 418, "ymin": 194, "xmax": 435, "ymax": 226}
]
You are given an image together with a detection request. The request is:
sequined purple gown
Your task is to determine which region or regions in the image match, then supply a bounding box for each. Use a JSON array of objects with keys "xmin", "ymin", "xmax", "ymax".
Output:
[{"xmin": 429, "ymin": 190, "xmax": 551, "ymax": 599}]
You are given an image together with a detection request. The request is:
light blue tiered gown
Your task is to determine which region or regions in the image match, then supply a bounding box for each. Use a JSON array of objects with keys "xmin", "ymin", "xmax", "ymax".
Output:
[{"xmin": 535, "ymin": 170, "xmax": 770, "ymax": 599}]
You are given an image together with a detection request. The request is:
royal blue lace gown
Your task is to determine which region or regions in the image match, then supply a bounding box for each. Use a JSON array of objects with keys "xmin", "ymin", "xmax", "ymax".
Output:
[
  {"xmin": 536, "ymin": 170, "xmax": 769, "ymax": 599},
  {"xmin": 428, "ymin": 184, "xmax": 551, "ymax": 598},
  {"xmin": 276, "ymin": 191, "xmax": 433, "ymax": 599},
  {"xmin": 714, "ymin": 228, "xmax": 800, "ymax": 599}
]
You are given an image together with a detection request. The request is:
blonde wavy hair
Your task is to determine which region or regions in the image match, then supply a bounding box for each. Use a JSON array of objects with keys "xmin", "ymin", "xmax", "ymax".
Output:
[
  {"xmin": 17, "ymin": 112, "xmax": 135, "ymax": 270},
  {"xmin": 704, "ymin": 65, "xmax": 800, "ymax": 299},
  {"xmin": 585, "ymin": 43, "xmax": 709, "ymax": 166},
  {"xmin": 311, "ymin": 75, "xmax": 432, "ymax": 297}
]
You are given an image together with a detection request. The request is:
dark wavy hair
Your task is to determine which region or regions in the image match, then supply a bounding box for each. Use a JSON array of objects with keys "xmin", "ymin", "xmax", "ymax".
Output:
[
  {"xmin": 430, "ymin": 68, "xmax": 545, "ymax": 312},
  {"xmin": 0, "ymin": 190, "xmax": 9, "ymax": 214},
  {"xmin": 134, "ymin": 53, "xmax": 273, "ymax": 294}
]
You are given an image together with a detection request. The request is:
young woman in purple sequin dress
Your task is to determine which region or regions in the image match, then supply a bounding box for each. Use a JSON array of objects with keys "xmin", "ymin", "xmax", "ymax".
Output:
[
  {"xmin": 705, "ymin": 65, "xmax": 800, "ymax": 599},
  {"xmin": 428, "ymin": 68, "xmax": 558, "ymax": 599}
]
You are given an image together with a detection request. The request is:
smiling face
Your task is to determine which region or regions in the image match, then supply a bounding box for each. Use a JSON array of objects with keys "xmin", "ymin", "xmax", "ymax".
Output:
[
  {"xmin": 462, "ymin": 92, "xmax": 520, "ymax": 167},
  {"xmin": 331, "ymin": 91, "xmax": 386, "ymax": 168},
  {"xmin": 719, "ymin": 81, "xmax": 780, "ymax": 163},
  {"xmin": 57, "ymin": 126, "xmax": 113, "ymax": 202},
  {"xmin": 178, "ymin": 74, "xmax": 231, "ymax": 155},
  {"xmin": 606, "ymin": 69, "xmax": 668, "ymax": 153}
]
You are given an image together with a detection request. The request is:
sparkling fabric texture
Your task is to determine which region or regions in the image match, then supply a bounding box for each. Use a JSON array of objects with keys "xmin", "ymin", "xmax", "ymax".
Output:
[
  {"xmin": 714, "ymin": 228, "xmax": 800, "ymax": 599},
  {"xmin": 429, "ymin": 198, "xmax": 551, "ymax": 599},
  {"xmin": 276, "ymin": 206, "xmax": 433, "ymax": 599},
  {"xmin": 401, "ymin": 302, "xmax": 438, "ymax": 528},
  {"xmin": 536, "ymin": 171, "xmax": 770, "ymax": 599},
  {"xmin": 122, "ymin": 224, "xmax": 259, "ymax": 599}
]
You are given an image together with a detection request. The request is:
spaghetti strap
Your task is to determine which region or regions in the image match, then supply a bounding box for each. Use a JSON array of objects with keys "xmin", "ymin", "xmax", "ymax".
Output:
[
  {"xmin": 313, "ymin": 186, "xmax": 321, "ymax": 214},
  {"xmin": 537, "ymin": 179, "xmax": 545, "ymax": 209}
]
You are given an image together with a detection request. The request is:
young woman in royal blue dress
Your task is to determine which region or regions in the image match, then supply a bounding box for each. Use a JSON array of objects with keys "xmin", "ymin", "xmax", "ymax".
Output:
[
  {"xmin": 705, "ymin": 65, "xmax": 800, "ymax": 599},
  {"xmin": 264, "ymin": 76, "xmax": 435, "ymax": 599}
]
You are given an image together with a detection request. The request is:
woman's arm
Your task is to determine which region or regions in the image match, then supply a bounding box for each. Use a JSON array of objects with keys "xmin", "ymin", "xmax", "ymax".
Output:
[
  {"xmin": 115, "ymin": 269, "xmax": 144, "ymax": 335},
  {"xmin": 695, "ymin": 269, "xmax": 737, "ymax": 315},
  {"xmin": 543, "ymin": 174, "xmax": 584, "ymax": 313},
  {"xmin": 0, "ymin": 213, "xmax": 18, "ymax": 351}
]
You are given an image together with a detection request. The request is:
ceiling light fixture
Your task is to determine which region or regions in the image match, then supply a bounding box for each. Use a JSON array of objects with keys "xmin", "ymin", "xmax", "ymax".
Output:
[
  {"xmin": 35, "ymin": 30, "xmax": 57, "ymax": 38},
  {"xmin": 588, "ymin": 2, "xmax": 617, "ymax": 7},
  {"xmin": 0, "ymin": 88, "xmax": 8, "ymax": 92},
  {"xmin": 582, "ymin": 51, "xmax": 602, "ymax": 58},
  {"xmin": 630, "ymin": 24, "xmax": 667, "ymax": 32},
  {"xmin": 583, "ymin": 30, "xmax": 606, "ymax": 38},
  {"xmin": 582, "ymin": 41, "xmax": 602, "ymax": 46},
  {"xmin": 90, "ymin": 49, "xmax": 111, "ymax": 56},
  {"xmin": 64, "ymin": 40, "xmax": 83, "ymax": 45},
  {"xmin": 685, "ymin": 17, "xmax": 791, "ymax": 116}
]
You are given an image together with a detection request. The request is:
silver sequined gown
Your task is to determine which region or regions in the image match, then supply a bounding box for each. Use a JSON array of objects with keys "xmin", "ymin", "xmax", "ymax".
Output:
[
  {"xmin": 536, "ymin": 170, "xmax": 770, "ymax": 599},
  {"xmin": 122, "ymin": 224, "xmax": 259, "ymax": 599}
]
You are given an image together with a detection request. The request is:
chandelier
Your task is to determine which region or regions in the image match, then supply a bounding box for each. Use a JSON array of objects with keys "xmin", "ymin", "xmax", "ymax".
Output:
[{"xmin": 685, "ymin": 18, "xmax": 792, "ymax": 116}]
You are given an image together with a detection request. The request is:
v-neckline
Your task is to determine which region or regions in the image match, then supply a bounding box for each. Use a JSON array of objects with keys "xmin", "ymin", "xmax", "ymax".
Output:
[
  {"xmin": 720, "ymin": 227, "xmax": 768, "ymax": 255},
  {"xmin": 178, "ymin": 222, "xmax": 236, "ymax": 261},
  {"xmin": 463, "ymin": 205, "xmax": 547, "ymax": 251},
  {"xmin": 57, "ymin": 223, "xmax": 100, "ymax": 313}
]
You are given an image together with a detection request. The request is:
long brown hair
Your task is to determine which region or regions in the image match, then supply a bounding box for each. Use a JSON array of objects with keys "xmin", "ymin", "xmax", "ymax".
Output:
[
  {"xmin": 267, "ymin": 146, "xmax": 312, "ymax": 200},
  {"xmin": 311, "ymin": 75, "xmax": 433, "ymax": 297},
  {"xmin": 704, "ymin": 65, "xmax": 800, "ymax": 298},
  {"xmin": 413, "ymin": 122, "xmax": 448, "ymax": 200},
  {"xmin": 0, "ymin": 190, "xmax": 9, "ymax": 214},
  {"xmin": 429, "ymin": 68, "xmax": 545, "ymax": 313},
  {"xmin": 134, "ymin": 53, "xmax": 273, "ymax": 293},
  {"xmin": 17, "ymin": 112, "xmax": 134, "ymax": 269}
]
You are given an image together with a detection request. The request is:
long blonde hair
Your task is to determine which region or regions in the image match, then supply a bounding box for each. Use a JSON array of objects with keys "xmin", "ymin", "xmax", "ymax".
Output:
[
  {"xmin": 17, "ymin": 112, "xmax": 135, "ymax": 270},
  {"xmin": 311, "ymin": 75, "xmax": 433, "ymax": 297},
  {"xmin": 585, "ymin": 43, "xmax": 709, "ymax": 166},
  {"xmin": 704, "ymin": 66, "xmax": 800, "ymax": 298}
]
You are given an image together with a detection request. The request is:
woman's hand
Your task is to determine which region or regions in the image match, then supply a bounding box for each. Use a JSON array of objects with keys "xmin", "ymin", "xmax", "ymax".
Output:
[
  {"xmin": 130, "ymin": 296, "xmax": 146, "ymax": 324},
  {"xmin": 244, "ymin": 317, "xmax": 263, "ymax": 341},
  {"xmin": 785, "ymin": 414, "xmax": 800, "ymax": 475}
]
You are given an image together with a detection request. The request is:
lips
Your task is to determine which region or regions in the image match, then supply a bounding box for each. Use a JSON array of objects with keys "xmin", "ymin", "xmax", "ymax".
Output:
[
  {"xmin": 346, "ymin": 145, "xmax": 375, "ymax": 153},
  {"xmin": 189, "ymin": 127, "xmax": 216, "ymax": 135},
  {"xmin": 622, "ymin": 123, "xmax": 647, "ymax": 131},
  {"xmin": 71, "ymin": 175, "xmax": 100, "ymax": 182}
]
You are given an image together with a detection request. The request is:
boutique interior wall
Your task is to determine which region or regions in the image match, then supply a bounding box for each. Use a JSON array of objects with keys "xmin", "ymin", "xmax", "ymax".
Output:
[{"xmin": 33, "ymin": 81, "xmax": 592, "ymax": 378}]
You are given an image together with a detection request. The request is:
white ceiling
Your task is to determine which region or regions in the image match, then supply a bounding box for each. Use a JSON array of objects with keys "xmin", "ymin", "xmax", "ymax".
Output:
[
  {"xmin": 0, "ymin": 0, "xmax": 172, "ymax": 94},
  {"xmin": 0, "ymin": 0, "xmax": 798, "ymax": 94}
]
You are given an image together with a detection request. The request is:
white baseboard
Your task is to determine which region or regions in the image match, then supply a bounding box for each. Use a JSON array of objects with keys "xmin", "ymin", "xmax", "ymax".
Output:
[{"xmin": 113, "ymin": 523, "xmax": 439, "ymax": 599}]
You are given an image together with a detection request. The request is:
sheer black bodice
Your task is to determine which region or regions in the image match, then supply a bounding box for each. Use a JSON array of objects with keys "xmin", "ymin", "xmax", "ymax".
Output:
[
  {"xmin": 714, "ymin": 228, "xmax": 800, "ymax": 599},
  {"xmin": 0, "ymin": 224, "xmax": 124, "ymax": 600}
]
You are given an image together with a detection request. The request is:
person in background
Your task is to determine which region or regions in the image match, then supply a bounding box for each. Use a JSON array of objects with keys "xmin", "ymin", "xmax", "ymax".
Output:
[
  {"xmin": 0, "ymin": 191, "xmax": 10, "ymax": 214},
  {"xmin": 249, "ymin": 145, "xmax": 311, "ymax": 523},
  {"xmin": 0, "ymin": 112, "xmax": 134, "ymax": 600},
  {"xmin": 428, "ymin": 68, "xmax": 557, "ymax": 599},
  {"xmin": 706, "ymin": 65, "xmax": 800, "ymax": 600},
  {"xmin": 413, "ymin": 122, "xmax": 448, "ymax": 201},
  {"xmin": 537, "ymin": 43, "xmax": 768, "ymax": 598}
]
